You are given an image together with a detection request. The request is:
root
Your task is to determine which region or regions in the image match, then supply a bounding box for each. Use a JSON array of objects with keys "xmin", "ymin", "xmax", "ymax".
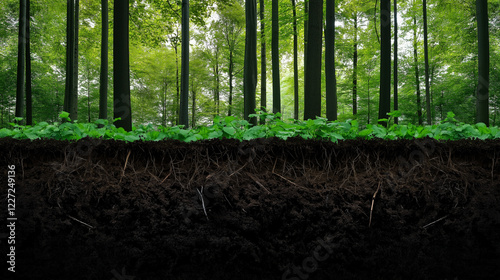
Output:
[
  {"xmin": 119, "ymin": 150, "xmax": 132, "ymax": 183},
  {"xmin": 369, "ymin": 182, "xmax": 381, "ymax": 228}
]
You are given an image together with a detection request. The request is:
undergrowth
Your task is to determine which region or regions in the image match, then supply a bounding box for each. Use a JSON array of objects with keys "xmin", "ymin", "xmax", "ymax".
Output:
[{"xmin": 1, "ymin": 111, "xmax": 499, "ymax": 142}]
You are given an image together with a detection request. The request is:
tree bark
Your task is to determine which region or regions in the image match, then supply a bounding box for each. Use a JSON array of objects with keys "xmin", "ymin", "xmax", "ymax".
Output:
[
  {"xmin": 413, "ymin": 16, "xmax": 422, "ymax": 125},
  {"xmin": 99, "ymin": 0, "xmax": 108, "ymax": 121},
  {"xmin": 228, "ymin": 50, "xmax": 233, "ymax": 116},
  {"xmin": 272, "ymin": 0, "xmax": 280, "ymax": 114},
  {"xmin": 244, "ymin": 0, "xmax": 257, "ymax": 125},
  {"xmin": 325, "ymin": 0, "xmax": 337, "ymax": 121},
  {"xmin": 292, "ymin": 0, "xmax": 299, "ymax": 120},
  {"xmin": 179, "ymin": 0, "xmax": 190, "ymax": 127},
  {"xmin": 16, "ymin": 0, "xmax": 27, "ymax": 124},
  {"xmin": 26, "ymin": 0, "xmax": 32, "ymax": 125},
  {"xmin": 113, "ymin": 0, "xmax": 132, "ymax": 131},
  {"xmin": 304, "ymin": 0, "xmax": 322, "ymax": 120},
  {"xmin": 476, "ymin": 0, "xmax": 489, "ymax": 125},
  {"xmin": 378, "ymin": 0, "xmax": 391, "ymax": 126},
  {"xmin": 393, "ymin": 0, "xmax": 398, "ymax": 124},
  {"xmin": 72, "ymin": 0, "xmax": 79, "ymax": 121},
  {"xmin": 259, "ymin": 0, "xmax": 266, "ymax": 123},
  {"xmin": 423, "ymin": 0, "xmax": 431, "ymax": 124},
  {"xmin": 353, "ymin": 13, "xmax": 358, "ymax": 116},
  {"xmin": 63, "ymin": 0, "xmax": 74, "ymax": 121}
]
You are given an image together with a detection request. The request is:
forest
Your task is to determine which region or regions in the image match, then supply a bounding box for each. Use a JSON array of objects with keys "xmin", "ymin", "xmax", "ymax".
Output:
[{"xmin": 0, "ymin": 0, "xmax": 498, "ymax": 130}]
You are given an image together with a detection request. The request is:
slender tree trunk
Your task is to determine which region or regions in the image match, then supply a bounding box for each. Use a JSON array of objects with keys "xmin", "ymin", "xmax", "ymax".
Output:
[
  {"xmin": 16, "ymin": 0, "xmax": 26, "ymax": 124},
  {"xmin": 64, "ymin": 0, "xmax": 74, "ymax": 121},
  {"xmin": 215, "ymin": 47, "xmax": 220, "ymax": 116},
  {"xmin": 304, "ymin": 0, "xmax": 308, "ymax": 83},
  {"xmin": 272, "ymin": 0, "xmax": 280, "ymax": 114},
  {"xmin": 367, "ymin": 75, "xmax": 371, "ymax": 124},
  {"xmin": 378, "ymin": 0, "xmax": 391, "ymax": 126},
  {"xmin": 228, "ymin": 50, "xmax": 233, "ymax": 116},
  {"xmin": 174, "ymin": 41, "xmax": 179, "ymax": 124},
  {"xmin": 71, "ymin": 0, "xmax": 79, "ymax": 121},
  {"xmin": 179, "ymin": 0, "xmax": 189, "ymax": 127},
  {"xmin": 113, "ymin": 0, "xmax": 132, "ymax": 131},
  {"xmin": 413, "ymin": 16, "xmax": 422, "ymax": 125},
  {"xmin": 423, "ymin": 0, "xmax": 431, "ymax": 124},
  {"xmin": 26, "ymin": 0, "xmax": 32, "ymax": 125},
  {"xmin": 476, "ymin": 0, "xmax": 489, "ymax": 125},
  {"xmin": 353, "ymin": 14, "xmax": 358, "ymax": 116},
  {"xmin": 99, "ymin": 0, "xmax": 108, "ymax": 120},
  {"xmin": 393, "ymin": 0, "xmax": 398, "ymax": 124},
  {"xmin": 162, "ymin": 78, "xmax": 167, "ymax": 126},
  {"xmin": 440, "ymin": 90, "xmax": 444, "ymax": 120},
  {"xmin": 325, "ymin": 0, "xmax": 337, "ymax": 121},
  {"xmin": 87, "ymin": 65, "xmax": 91, "ymax": 122},
  {"xmin": 292, "ymin": 0, "xmax": 299, "ymax": 120},
  {"xmin": 259, "ymin": 0, "xmax": 266, "ymax": 123},
  {"xmin": 191, "ymin": 79, "xmax": 196, "ymax": 127},
  {"xmin": 244, "ymin": 0, "xmax": 257, "ymax": 125},
  {"xmin": 304, "ymin": 0, "xmax": 322, "ymax": 120}
]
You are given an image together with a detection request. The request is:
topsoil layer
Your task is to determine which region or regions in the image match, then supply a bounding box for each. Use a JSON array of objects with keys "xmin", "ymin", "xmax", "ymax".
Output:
[{"xmin": 1, "ymin": 137, "xmax": 500, "ymax": 280}]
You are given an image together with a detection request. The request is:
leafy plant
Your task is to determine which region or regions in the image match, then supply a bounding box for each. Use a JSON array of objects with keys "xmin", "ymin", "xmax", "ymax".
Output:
[{"xmin": 2, "ymin": 111, "xmax": 500, "ymax": 143}]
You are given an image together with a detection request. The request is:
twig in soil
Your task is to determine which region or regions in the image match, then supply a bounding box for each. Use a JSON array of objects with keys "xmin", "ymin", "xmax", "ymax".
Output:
[
  {"xmin": 160, "ymin": 172, "xmax": 171, "ymax": 184},
  {"xmin": 369, "ymin": 182, "xmax": 381, "ymax": 228},
  {"xmin": 422, "ymin": 215, "xmax": 449, "ymax": 229},
  {"xmin": 229, "ymin": 162, "xmax": 248, "ymax": 177},
  {"xmin": 197, "ymin": 187, "xmax": 209, "ymax": 221},
  {"xmin": 248, "ymin": 173, "xmax": 271, "ymax": 194},
  {"xmin": 223, "ymin": 194, "xmax": 233, "ymax": 208},
  {"xmin": 273, "ymin": 172, "xmax": 304, "ymax": 190},
  {"xmin": 68, "ymin": 215, "xmax": 94, "ymax": 229}
]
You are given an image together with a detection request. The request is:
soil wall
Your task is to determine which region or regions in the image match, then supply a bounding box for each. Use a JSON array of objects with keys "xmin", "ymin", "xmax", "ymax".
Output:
[{"xmin": 1, "ymin": 138, "xmax": 500, "ymax": 279}]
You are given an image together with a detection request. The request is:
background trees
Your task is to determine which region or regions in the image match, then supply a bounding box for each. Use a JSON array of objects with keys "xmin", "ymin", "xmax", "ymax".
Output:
[{"xmin": 1, "ymin": 0, "xmax": 499, "ymax": 128}]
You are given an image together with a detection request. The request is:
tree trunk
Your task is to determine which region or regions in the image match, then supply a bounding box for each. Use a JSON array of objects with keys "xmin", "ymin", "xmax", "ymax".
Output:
[
  {"xmin": 393, "ymin": 0, "xmax": 398, "ymax": 124},
  {"xmin": 16, "ymin": 0, "xmax": 26, "ymax": 124},
  {"xmin": 325, "ymin": 0, "xmax": 337, "ymax": 121},
  {"xmin": 87, "ymin": 64, "xmax": 91, "ymax": 123},
  {"xmin": 476, "ymin": 0, "xmax": 489, "ymax": 125},
  {"xmin": 71, "ymin": 0, "xmax": 79, "ymax": 121},
  {"xmin": 304, "ymin": 0, "xmax": 308, "ymax": 84},
  {"xmin": 26, "ymin": 0, "xmax": 32, "ymax": 125},
  {"xmin": 113, "ymin": 0, "xmax": 132, "ymax": 131},
  {"xmin": 228, "ymin": 50, "xmax": 233, "ymax": 116},
  {"xmin": 99, "ymin": 0, "xmax": 108, "ymax": 121},
  {"xmin": 353, "ymin": 14, "xmax": 358, "ymax": 116},
  {"xmin": 272, "ymin": 0, "xmax": 280, "ymax": 114},
  {"xmin": 191, "ymin": 79, "xmax": 196, "ymax": 127},
  {"xmin": 244, "ymin": 0, "xmax": 257, "ymax": 125},
  {"xmin": 303, "ymin": 0, "xmax": 322, "ymax": 120},
  {"xmin": 174, "ymin": 40, "xmax": 179, "ymax": 124},
  {"xmin": 292, "ymin": 0, "xmax": 299, "ymax": 120},
  {"xmin": 423, "ymin": 0, "xmax": 431, "ymax": 124},
  {"xmin": 179, "ymin": 0, "xmax": 189, "ymax": 127},
  {"xmin": 63, "ymin": 0, "xmax": 74, "ymax": 121},
  {"xmin": 413, "ymin": 16, "xmax": 422, "ymax": 125},
  {"xmin": 378, "ymin": 0, "xmax": 391, "ymax": 126},
  {"xmin": 259, "ymin": 0, "xmax": 266, "ymax": 124}
]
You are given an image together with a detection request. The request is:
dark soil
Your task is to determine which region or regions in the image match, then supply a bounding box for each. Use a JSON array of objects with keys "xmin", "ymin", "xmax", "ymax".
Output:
[{"xmin": 1, "ymin": 137, "xmax": 500, "ymax": 280}]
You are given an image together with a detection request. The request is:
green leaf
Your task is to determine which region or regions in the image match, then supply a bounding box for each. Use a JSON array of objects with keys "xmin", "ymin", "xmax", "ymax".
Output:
[{"xmin": 222, "ymin": 126, "xmax": 236, "ymax": 136}]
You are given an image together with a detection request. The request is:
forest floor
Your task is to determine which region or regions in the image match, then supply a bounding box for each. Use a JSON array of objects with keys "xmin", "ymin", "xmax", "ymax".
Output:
[{"xmin": 1, "ymin": 137, "xmax": 500, "ymax": 280}]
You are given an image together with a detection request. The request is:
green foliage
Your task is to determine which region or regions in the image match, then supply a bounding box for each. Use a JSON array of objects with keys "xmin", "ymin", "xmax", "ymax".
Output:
[{"xmin": 2, "ymin": 111, "xmax": 500, "ymax": 143}]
